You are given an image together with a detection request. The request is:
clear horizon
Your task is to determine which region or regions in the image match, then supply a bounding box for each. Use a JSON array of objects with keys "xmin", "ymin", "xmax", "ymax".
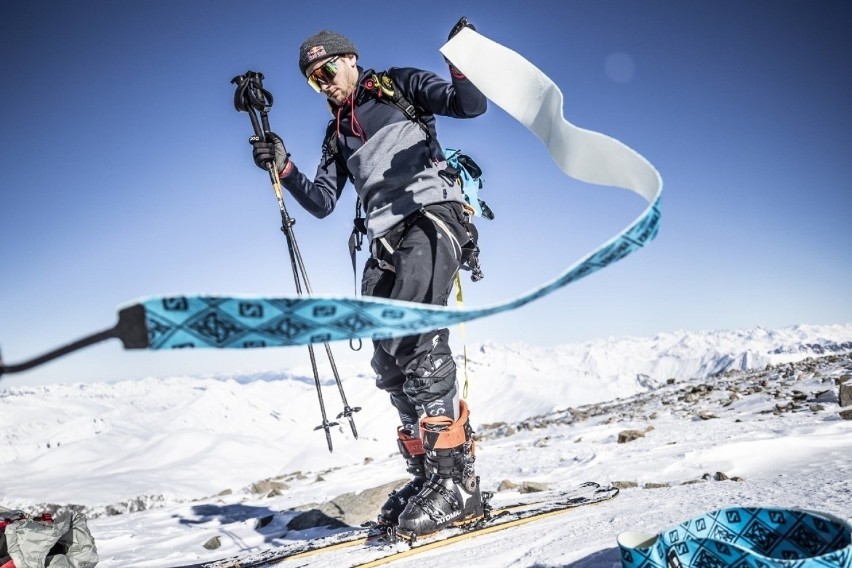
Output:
[{"xmin": 2, "ymin": 1, "xmax": 851, "ymax": 387}]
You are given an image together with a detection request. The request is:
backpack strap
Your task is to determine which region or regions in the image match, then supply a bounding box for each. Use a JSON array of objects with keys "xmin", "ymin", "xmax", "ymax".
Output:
[
  {"xmin": 365, "ymin": 72, "xmax": 433, "ymax": 144},
  {"xmin": 322, "ymin": 120, "xmax": 355, "ymax": 183}
]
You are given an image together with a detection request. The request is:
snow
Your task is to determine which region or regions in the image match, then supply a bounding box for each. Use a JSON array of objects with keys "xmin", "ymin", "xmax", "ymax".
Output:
[{"xmin": 2, "ymin": 323, "xmax": 851, "ymax": 567}]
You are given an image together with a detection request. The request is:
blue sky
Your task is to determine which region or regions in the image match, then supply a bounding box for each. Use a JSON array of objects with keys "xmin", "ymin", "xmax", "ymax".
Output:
[{"xmin": 2, "ymin": 1, "xmax": 850, "ymax": 387}]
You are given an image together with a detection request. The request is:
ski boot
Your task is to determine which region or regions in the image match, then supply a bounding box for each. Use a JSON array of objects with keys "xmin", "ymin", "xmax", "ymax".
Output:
[
  {"xmin": 377, "ymin": 426, "xmax": 427, "ymax": 527},
  {"xmin": 397, "ymin": 400, "xmax": 484, "ymax": 537}
]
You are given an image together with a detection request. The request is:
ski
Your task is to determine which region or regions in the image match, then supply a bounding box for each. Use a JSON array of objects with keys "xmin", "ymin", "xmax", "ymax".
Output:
[{"xmin": 180, "ymin": 482, "xmax": 618, "ymax": 568}]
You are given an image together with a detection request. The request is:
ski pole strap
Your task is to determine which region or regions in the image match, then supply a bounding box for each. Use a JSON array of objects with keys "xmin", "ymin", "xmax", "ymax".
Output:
[
  {"xmin": 617, "ymin": 507, "xmax": 852, "ymax": 568},
  {"xmin": 0, "ymin": 27, "xmax": 663, "ymax": 376}
]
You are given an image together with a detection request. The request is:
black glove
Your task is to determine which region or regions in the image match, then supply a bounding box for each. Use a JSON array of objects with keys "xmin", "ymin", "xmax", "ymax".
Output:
[
  {"xmin": 250, "ymin": 131, "xmax": 290, "ymax": 176},
  {"xmin": 448, "ymin": 16, "xmax": 475, "ymax": 40},
  {"xmin": 446, "ymin": 17, "xmax": 476, "ymax": 76}
]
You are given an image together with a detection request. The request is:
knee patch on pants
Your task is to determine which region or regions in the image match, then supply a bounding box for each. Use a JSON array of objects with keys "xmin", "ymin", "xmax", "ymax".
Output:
[{"xmin": 402, "ymin": 355, "xmax": 457, "ymax": 405}]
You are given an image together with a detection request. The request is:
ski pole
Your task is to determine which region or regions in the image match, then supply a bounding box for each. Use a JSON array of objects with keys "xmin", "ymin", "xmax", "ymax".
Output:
[{"xmin": 231, "ymin": 71, "xmax": 360, "ymax": 450}]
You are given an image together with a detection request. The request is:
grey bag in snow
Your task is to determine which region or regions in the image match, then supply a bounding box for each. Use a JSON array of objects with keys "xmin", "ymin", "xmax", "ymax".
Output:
[{"xmin": 2, "ymin": 511, "xmax": 98, "ymax": 568}]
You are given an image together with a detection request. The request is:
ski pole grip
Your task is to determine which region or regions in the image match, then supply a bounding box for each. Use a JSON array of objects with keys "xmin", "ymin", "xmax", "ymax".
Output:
[
  {"xmin": 247, "ymin": 109, "xmax": 264, "ymax": 140},
  {"xmin": 231, "ymin": 71, "xmax": 269, "ymax": 140}
]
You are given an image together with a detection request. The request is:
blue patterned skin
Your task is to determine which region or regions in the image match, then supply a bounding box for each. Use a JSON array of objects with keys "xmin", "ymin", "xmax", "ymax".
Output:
[
  {"xmin": 619, "ymin": 507, "xmax": 852, "ymax": 568},
  {"xmin": 137, "ymin": 194, "xmax": 660, "ymax": 350}
]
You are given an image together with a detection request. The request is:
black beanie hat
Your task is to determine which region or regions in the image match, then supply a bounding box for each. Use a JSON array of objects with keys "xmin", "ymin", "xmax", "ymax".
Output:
[{"xmin": 299, "ymin": 30, "xmax": 358, "ymax": 76}]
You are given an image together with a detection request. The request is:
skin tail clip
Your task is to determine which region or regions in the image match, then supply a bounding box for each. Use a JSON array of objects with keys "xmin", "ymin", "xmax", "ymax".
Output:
[{"xmin": 0, "ymin": 304, "xmax": 148, "ymax": 378}]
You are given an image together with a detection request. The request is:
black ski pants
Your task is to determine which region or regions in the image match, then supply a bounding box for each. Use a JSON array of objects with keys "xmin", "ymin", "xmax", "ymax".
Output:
[{"xmin": 361, "ymin": 202, "xmax": 470, "ymax": 431}]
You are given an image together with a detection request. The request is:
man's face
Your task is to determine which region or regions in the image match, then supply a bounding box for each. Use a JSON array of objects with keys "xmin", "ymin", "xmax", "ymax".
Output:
[{"xmin": 306, "ymin": 54, "xmax": 358, "ymax": 106}]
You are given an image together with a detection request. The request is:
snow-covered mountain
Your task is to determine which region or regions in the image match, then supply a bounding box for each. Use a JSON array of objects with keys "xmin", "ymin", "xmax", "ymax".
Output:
[
  {"xmin": 459, "ymin": 322, "xmax": 852, "ymax": 417},
  {"xmin": 1, "ymin": 322, "xmax": 851, "ymax": 567}
]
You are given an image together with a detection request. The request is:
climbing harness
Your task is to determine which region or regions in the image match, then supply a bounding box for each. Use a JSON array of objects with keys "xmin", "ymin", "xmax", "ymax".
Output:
[{"xmin": 344, "ymin": 70, "xmax": 490, "ymax": 352}]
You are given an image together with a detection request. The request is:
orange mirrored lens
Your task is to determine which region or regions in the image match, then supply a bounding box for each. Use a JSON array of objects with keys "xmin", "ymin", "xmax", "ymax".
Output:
[{"xmin": 306, "ymin": 57, "xmax": 339, "ymax": 92}]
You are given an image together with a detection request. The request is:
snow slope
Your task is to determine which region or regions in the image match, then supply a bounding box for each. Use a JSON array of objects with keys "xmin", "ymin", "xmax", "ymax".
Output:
[{"xmin": 2, "ymin": 323, "xmax": 851, "ymax": 567}]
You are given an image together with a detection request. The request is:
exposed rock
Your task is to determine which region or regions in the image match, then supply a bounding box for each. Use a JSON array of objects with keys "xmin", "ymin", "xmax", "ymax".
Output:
[
  {"xmin": 290, "ymin": 479, "xmax": 406, "ymax": 529},
  {"xmin": 840, "ymin": 383, "xmax": 852, "ymax": 407},
  {"xmin": 839, "ymin": 409, "xmax": 852, "ymax": 420},
  {"xmin": 618, "ymin": 429, "xmax": 646, "ymax": 443},
  {"xmin": 611, "ymin": 481, "xmax": 639, "ymax": 490},
  {"xmin": 480, "ymin": 421, "xmax": 517, "ymax": 437},
  {"xmin": 643, "ymin": 482, "xmax": 670, "ymax": 489},
  {"xmin": 519, "ymin": 481, "xmax": 549, "ymax": 494},
  {"xmin": 250, "ymin": 479, "xmax": 289, "ymax": 495},
  {"xmin": 203, "ymin": 536, "xmax": 221, "ymax": 550},
  {"xmin": 700, "ymin": 471, "xmax": 742, "ymax": 482},
  {"xmin": 812, "ymin": 390, "xmax": 838, "ymax": 403},
  {"xmin": 286, "ymin": 509, "xmax": 348, "ymax": 531},
  {"xmin": 498, "ymin": 479, "xmax": 519, "ymax": 491},
  {"xmin": 571, "ymin": 410, "xmax": 590, "ymax": 422}
]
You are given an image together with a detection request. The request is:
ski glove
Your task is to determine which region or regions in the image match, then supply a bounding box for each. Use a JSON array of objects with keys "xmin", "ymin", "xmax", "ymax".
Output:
[
  {"xmin": 446, "ymin": 17, "xmax": 476, "ymax": 77},
  {"xmin": 250, "ymin": 132, "xmax": 290, "ymax": 176},
  {"xmin": 448, "ymin": 17, "xmax": 475, "ymax": 40}
]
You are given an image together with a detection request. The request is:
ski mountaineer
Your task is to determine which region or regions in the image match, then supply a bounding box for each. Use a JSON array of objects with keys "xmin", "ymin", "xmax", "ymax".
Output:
[{"xmin": 249, "ymin": 20, "xmax": 487, "ymax": 536}]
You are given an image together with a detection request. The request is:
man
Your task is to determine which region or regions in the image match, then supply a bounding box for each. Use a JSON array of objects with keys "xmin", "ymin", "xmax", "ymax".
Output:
[{"xmin": 250, "ymin": 19, "xmax": 486, "ymax": 536}]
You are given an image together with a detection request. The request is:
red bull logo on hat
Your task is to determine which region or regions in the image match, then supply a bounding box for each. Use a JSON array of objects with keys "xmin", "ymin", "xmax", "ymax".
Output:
[{"xmin": 305, "ymin": 45, "xmax": 327, "ymax": 64}]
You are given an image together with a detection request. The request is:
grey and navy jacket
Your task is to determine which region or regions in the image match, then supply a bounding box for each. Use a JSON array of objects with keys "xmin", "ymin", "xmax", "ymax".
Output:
[{"xmin": 280, "ymin": 66, "xmax": 487, "ymax": 241}]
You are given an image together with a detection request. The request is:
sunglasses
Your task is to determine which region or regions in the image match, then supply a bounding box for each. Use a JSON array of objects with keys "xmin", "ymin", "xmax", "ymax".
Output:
[{"xmin": 307, "ymin": 56, "xmax": 340, "ymax": 92}]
